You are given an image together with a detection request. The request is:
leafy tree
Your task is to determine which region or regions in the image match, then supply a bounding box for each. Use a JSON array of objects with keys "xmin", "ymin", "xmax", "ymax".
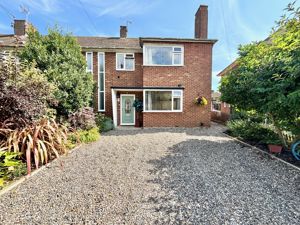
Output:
[
  {"xmin": 19, "ymin": 26, "xmax": 94, "ymax": 117},
  {"xmin": 220, "ymin": 2, "xmax": 300, "ymax": 146},
  {"xmin": 0, "ymin": 57, "xmax": 54, "ymax": 127}
]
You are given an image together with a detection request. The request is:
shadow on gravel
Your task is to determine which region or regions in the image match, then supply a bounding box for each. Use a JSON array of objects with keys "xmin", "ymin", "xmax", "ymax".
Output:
[{"xmin": 146, "ymin": 139, "xmax": 300, "ymax": 224}]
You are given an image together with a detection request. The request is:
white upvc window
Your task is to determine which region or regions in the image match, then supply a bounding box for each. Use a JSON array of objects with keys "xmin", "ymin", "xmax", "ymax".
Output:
[
  {"xmin": 86, "ymin": 52, "xmax": 93, "ymax": 73},
  {"xmin": 143, "ymin": 45, "xmax": 184, "ymax": 66},
  {"xmin": 116, "ymin": 53, "xmax": 135, "ymax": 71},
  {"xmin": 98, "ymin": 52, "xmax": 105, "ymax": 112},
  {"xmin": 211, "ymin": 100, "xmax": 221, "ymax": 112},
  {"xmin": 143, "ymin": 89, "xmax": 183, "ymax": 112}
]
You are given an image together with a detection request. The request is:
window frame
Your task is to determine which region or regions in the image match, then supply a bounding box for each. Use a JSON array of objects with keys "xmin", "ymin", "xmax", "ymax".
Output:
[
  {"xmin": 143, "ymin": 45, "xmax": 184, "ymax": 66},
  {"xmin": 85, "ymin": 52, "xmax": 93, "ymax": 73},
  {"xmin": 143, "ymin": 89, "xmax": 183, "ymax": 112},
  {"xmin": 211, "ymin": 100, "xmax": 221, "ymax": 112},
  {"xmin": 98, "ymin": 52, "xmax": 105, "ymax": 112},
  {"xmin": 116, "ymin": 53, "xmax": 135, "ymax": 71}
]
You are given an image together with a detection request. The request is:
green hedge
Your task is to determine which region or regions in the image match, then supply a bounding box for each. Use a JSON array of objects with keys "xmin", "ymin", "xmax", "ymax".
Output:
[{"xmin": 227, "ymin": 120, "xmax": 279, "ymax": 143}]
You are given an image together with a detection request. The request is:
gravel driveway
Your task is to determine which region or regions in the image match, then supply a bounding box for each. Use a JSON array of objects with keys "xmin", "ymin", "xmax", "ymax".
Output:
[{"xmin": 0, "ymin": 124, "xmax": 299, "ymax": 225}]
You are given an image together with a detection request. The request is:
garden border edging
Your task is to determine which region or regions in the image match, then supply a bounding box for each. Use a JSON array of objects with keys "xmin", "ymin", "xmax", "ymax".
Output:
[
  {"xmin": 0, "ymin": 144, "xmax": 82, "ymax": 197},
  {"xmin": 223, "ymin": 133, "xmax": 300, "ymax": 172}
]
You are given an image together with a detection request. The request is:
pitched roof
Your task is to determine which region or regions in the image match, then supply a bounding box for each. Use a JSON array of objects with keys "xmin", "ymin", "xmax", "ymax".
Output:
[
  {"xmin": 76, "ymin": 36, "xmax": 141, "ymax": 50},
  {"xmin": 217, "ymin": 60, "xmax": 238, "ymax": 77},
  {"xmin": 0, "ymin": 34, "xmax": 216, "ymax": 51},
  {"xmin": 0, "ymin": 35, "xmax": 26, "ymax": 48},
  {"xmin": 140, "ymin": 37, "xmax": 217, "ymax": 44},
  {"xmin": 76, "ymin": 36, "xmax": 217, "ymax": 50}
]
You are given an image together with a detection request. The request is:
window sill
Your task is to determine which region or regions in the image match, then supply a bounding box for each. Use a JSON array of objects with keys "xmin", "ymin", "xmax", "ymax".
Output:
[
  {"xmin": 143, "ymin": 65, "xmax": 184, "ymax": 67},
  {"xmin": 116, "ymin": 69, "xmax": 135, "ymax": 72},
  {"xmin": 143, "ymin": 110, "xmax": 183, "ymax": 113}
]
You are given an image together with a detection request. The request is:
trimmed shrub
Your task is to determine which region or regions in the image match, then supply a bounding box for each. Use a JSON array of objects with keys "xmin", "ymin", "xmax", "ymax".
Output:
[
  {"xmin": 227, "ymin": 120, "xmax": 279, "ymax": 143},
  {"xmin": 95, "ymin": 113, "xmax": 113, "ymax": 132}
]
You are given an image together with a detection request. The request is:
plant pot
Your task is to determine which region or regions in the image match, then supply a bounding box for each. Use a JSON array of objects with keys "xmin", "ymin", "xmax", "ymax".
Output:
[
  {"xmin": 135, "ymin": 112, "xmax": 142, "ymax": 127},
  {"xmin": 268, "ymin": 144, "xmax": 282, "ymax": 154}
]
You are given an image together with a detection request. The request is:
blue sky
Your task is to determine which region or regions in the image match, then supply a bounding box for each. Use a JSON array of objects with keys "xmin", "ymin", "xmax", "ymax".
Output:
[{"xmin": 0, "ymin": 0, "xmax": 298, "ymax": 90}]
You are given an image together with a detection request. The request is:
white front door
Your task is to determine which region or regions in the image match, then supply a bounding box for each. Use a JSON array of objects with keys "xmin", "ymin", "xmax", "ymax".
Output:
[{"xmin": 120, "ymin": 94, "xmax": 135, "ymax": 125}]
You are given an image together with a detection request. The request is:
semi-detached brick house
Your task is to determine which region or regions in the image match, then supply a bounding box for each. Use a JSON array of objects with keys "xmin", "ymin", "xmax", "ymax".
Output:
[
  {"xmin": 0, "ymin": 5, "xmax": 216, "ymax": 127},
  {"xmin": 77, "ymin": 5, "xmax": 217, "ymax": 127}
]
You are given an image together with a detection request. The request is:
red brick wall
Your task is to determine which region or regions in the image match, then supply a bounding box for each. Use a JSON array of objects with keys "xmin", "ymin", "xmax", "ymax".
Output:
[
  {"xmin": 84, "ymin": 41, "xmax": 213, "ymax": 127},
  {"xmin": 87, "ymin": 51, "xmax": 143, "ymax": 117},
  {"xmin": 211, "ymin": 102, "xmax": 230, "ymax": 123},
  {"xmin": 142, "ymin": 42, "xmax": 213, "ymax": 127}
]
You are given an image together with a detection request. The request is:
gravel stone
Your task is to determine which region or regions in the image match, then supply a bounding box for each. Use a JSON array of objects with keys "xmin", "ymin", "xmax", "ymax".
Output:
[{"xmin": 0, "ymin": 124, "xmax": 299, "ymax": 224}]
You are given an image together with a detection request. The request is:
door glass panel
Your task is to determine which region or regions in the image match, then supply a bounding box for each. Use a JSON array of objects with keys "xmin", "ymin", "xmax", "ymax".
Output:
[{"xmin": 121, "ymin": 96, "xmax": 134, "ymax": 124}]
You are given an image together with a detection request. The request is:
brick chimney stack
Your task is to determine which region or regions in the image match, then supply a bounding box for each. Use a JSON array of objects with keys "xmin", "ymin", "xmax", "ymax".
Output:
[
  {"xmin": 14, "ymin": 20, "xmax": 27, "ymax": 36},
  {"xmin": 120, "ymin": 26, "xmax": 128, "ymax": 38},
  {"xmin": 195, "ymin": 5, "xmax": 208, "ymax": 39}
]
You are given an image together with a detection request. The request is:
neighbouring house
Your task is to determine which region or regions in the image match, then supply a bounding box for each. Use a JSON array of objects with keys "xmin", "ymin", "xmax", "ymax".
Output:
[
  {"xmin": 213, "ymin": 61, "xmax": 238, "ymax": 122},
  {"xmin": 0, "ymin": 20, "xmax": 27, "ymax": 62},
  {"xmin": 0, "ymin": 5, "xmax": 217, "ymax": 127},
  {"xmin": 211, "ymin": 90, "xmax": 231, "ymax": 123}
]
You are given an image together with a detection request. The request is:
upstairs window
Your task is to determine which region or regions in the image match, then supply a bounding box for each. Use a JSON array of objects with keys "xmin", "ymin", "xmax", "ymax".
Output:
[
  {"xmin": 144, "ymin": 46, "xmax": 184, "ymax": 66},
  {"xmin": 86, "ymin": 52, "xmax": 93, "ymax": 73},
  {"xmin": 116, "ymin": 53, "xmax": 135, "ymax": 71}
]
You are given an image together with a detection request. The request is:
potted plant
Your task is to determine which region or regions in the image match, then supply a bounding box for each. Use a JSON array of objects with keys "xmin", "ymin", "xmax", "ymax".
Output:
[
  {"xmin": 194, "ymin": 95, "xmax": 208, "ymax": 106},
  {"xmin": 266, "ymin": 138, "xmax": 283, "ymax": 154},
  {"xmin": 132, "ymin": 99, "xmax": 143, "ymax": 127}
]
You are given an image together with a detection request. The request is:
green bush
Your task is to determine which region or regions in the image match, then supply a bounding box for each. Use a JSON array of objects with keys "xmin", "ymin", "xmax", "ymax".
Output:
[
  {"xmin": 95, "ymin": 113, "xmax": 113, "ymax": 132},
  {"xmin": 230, "ymin": 109, "xmax": 265, "ymax": 123},
  {"xmin": 220, "ymin": 3, "xmax": 300, "ymax": 147},
  {"xmin": 0, "ymin": 152, "xmax": 27, "ymax": 187},
  {"xmin": 19, "ymin": 26, "xmax": 94, "ymax": 118},
  {"xmin": 0, "ymin": 57, "xmax": 54, "ymax": 127},
  {"xmin": 227, "ymin": 120, "xmax": 279, "ymax": 143},
  {"xmin": 77, "ymin": 127, "xmax": 100, "ymax": 144}
]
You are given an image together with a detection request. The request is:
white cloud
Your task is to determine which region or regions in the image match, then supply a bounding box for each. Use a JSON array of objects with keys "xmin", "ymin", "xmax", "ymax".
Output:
[
  {"xmin": 21, "ymin": 0, "xmax": 62, "ymax": 14},
  {"xmin": 81, "ymin": 0, "xmax": 158, "ymax": 18}
]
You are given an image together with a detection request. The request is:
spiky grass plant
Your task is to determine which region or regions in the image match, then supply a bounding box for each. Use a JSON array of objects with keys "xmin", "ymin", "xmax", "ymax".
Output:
[{"xmin": 0, "ymin": 119, "xmax": 68, "ymax": 175}]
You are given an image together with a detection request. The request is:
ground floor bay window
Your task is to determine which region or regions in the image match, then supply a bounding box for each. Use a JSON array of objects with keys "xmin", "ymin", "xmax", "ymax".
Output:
[{"xmin": 144, "ymin": 90, "xmax": 183, "ymax": 112}]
